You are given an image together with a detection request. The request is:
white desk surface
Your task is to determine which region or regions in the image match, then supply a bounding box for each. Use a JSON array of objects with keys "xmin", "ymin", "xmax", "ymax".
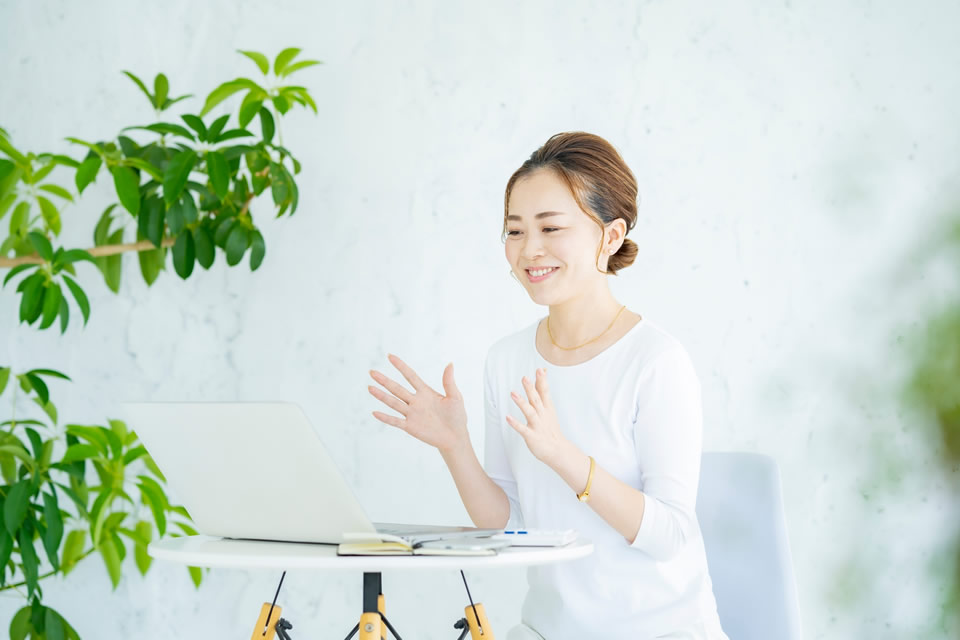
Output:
[{"xmin": 149, "ymin": 535, "xmax": 594, "ymax": 571}]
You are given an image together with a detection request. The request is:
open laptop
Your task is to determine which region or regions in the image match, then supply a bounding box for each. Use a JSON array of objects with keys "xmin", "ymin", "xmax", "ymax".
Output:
[{"xmin": 119, "ymin": 401, "xmax": 502, "ymax": 545}]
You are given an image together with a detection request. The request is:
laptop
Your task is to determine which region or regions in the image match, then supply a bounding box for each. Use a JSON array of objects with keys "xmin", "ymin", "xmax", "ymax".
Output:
[{"xmin": 119, "ymin": 401, "xmax": 503, "ymax": 545}]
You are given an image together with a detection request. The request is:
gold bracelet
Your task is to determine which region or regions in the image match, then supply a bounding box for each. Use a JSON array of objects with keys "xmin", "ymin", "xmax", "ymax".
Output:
[{"xmin": 577, "ymin": 455, "xmax": 595, "ymax": 502}]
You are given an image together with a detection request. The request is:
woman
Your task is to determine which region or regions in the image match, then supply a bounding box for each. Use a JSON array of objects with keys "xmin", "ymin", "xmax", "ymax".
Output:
[{"xmin": 367, "ymin": 132, "xmax": 729, "ymax": 640}]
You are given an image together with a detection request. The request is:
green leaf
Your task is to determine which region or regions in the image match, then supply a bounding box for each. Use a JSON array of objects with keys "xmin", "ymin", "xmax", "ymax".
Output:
[
  {"xmin": 269, "ymin": 162, "xmax": 290, "ymax": 206},
  {"xmin": 207, "ymin": 114, "xmax": 230, "ymax": 142},
  {"xmin": 38, "ymin": 183, "xmax": 74, "ymax": 202},
  {"xmin": 2, "ymin": 263, "xmax": 34, "ymax": 288},
  {"xmin": 273, "ymin": 93, "xmax": 290, "ymax": 115},
  {"xmin": 44, "ymin": 608, "xmax": 66, "ymax": 640},
  {"xmin": 154, "ymin": 73, "xmax": 169, "ymax": 109},
  {"xmin": 3, "ymin": 480, "xmax": 30, "ymax": 535},
  {"xmin": 60, "ymin": 529, "xmax": 86, "ymax": 575},
  {"xmin": 180, "ymin": 191, "xmax": 198, "ymax": 223},
  {"xmin": 259, "ymin": 106, "xmax": 275, "ymax": 144},
  {"xmin": 23, "ymin": 372, "xmax": 49, "ymax": 404},
  {"xmin": 193, "ymin": 226, "xmax": 214, "ymax": 269},
  {"xmin": 9, "ymin": 200, "xmax": 29, "ymax": 236},
  {"xmin": 206, "ymin": 150, "xmax": 230, "ymax": 199},
  {"xmin": 0, "ymin": 132, "xmax": 27, "ymax": 163},
  {"xmin": 141, "ymin": 195, "xmax": 164, "ymax": 248},
  {"xmin": 39, "ymin": 283, "xmax": 62, "ymax": 330},
  {"xmin": 0, "ymin": 527, "xmax": 13, "ymax": 586},
  {"xmin": 0, "ymin": 192, "xmax": 16, "ymax": 221},
  {"xmin": 99, "ymin": 528, "xmax": 123, "ymax": 589},
  {"xmin": 181, "ymin": 114, "xmax": 207, "ymax": 142},
  {"xmin": 66, "ymin": 424, "xmax": 110, "ymax": 454},
  {"xmin": 280, "ymin": 59, "xmax": 322, "ymax": 78},
  {"xmin": 42, "ymin": 491, "xmax": 63, "ymax": 571},
  {"xmin": 18, "ymin": 524, "xmax": 39, "ymax": 598},
  {"xmin": 273, "ymin": 47, "xmax": 301, "ymax": 76},
  {"xmin": 124, "ymin": 122, "xmax": 196, "ymax": 141},
  {"xmin": 56, "ymin": 248, "xmax": 97, "ymax": 267},
  {"xmin": 19, "ymin": 273, "xmax": 45, "ymax": 325},
  {"xmin": 163, "ymin": 149, "xmax": 197, "ymax": 205},
  {"xmin": 123, "ymin": 156, "xmax": 164, "ymax": 181},
  {"xmin": 213, "ymin": 128, "xmax": 255, "ymax": 143},
  {"xmin": 0, "ymin": 367, "xmax": 9, "ymax": 395},
  {"xmin": 213, "ymin": 217, "xmax": 235, "ymax": 246},
  {"xmin": 57, "ymin": 284, "xmax": 70, "ymax": 332},
  {"xmin": 95, "ymin": 228, "xmax": 123, "ymax": 294},
  {"xmin": 122, "ymin": 70, "xmax": 153, "ymax": 105},
  {"xmin": 134, "ymin": 520, "xmax": 153, "ymax": 575},
  {"xmin": 138, "ymin": 480, "xmax": 167, "ymax": 536},
  {"xmin": 111, "ymin": 165, "xmax": 141, "ymax": 215},
  {"xmin": 172, "ymin": 230, "xmax": 195, "ymax": 279},
  {"xmin": 138, "ymin": 241, "xmax": 166, "ymax": 286},
  {"xmin": 238, "ymin": 92, "xmax": 263, "ymax": 128},
  {"xmin": 199, "ymin": 81, "xmax": 248, "ymax": 117},
  {"xmin": 25, "ymin": 367, "xmax": 70, "ymax": 380},
  {"xmin": 162, "ymin": 93, "xmax": 193, "ymax": 110},
  {"xmin": 250, "ymin": 229, "xmax": 265, "ymax": 270},
  {"xmin": 9, "ymin": 606, "xmax": 30, "ymax": 640},
  {"xmin": 238, "ymin": 49, "xmax": 269, "ymax": 74},
  {"xmin": 62, "ymin": 274, "xmax": 90, "ymax": 326},
  {"xmin": 36, "ymin": 195, "xmax": 61, "ymax": 234},
  {"xmin": 27, "ymin": 231, "xmax": 53, "ymax": 261},
  {"xmin": 165, "ymin": 200, "xmax": 185, "ymax": 236},
  {"xmin": 189, "ymin": 565, "xmax": 203, "ymax": 588},
  {"xmin": 225, "ymin": 225, "xmax": 249, "ymax": 266},
  {"xmin": 61, "ymin": 443, "xmax": 102, "ymax": 464},
  {"xmin": 64, "ymin": 136, "xmax": 104, "ymax": 155},
  {"xmin": 121, "ymin": 445, "xmax": 148, "ymax": 465}
]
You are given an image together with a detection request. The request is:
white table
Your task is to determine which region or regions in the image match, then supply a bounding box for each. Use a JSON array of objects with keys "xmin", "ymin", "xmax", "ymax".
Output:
[{"xmin": 149, "ymin": 535, "xmax": 593, "ymax": 639}]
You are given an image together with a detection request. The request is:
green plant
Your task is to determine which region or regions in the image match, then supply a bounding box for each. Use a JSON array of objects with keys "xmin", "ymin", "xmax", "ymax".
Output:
[{"xmin": 0, "ymin": 47, "xmax": 320, "ymax": 639}]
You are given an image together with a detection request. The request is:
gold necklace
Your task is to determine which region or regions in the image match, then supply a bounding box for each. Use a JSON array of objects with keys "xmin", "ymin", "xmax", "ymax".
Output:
[{"xmin": 547, "ymin": 305, "xmax": 627, "ymax": 351}]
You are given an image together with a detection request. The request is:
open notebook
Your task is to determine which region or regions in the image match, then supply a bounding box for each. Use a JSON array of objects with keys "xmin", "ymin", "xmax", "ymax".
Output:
[{"xmin": 337, "ymin": 531, "xmax": 509, "ymax": 556}]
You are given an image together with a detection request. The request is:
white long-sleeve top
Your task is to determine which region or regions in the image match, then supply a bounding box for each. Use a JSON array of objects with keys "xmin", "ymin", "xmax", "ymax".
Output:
[{"xmin": 483, "ymin": 316, "xmax": 730, "ymax": 640}]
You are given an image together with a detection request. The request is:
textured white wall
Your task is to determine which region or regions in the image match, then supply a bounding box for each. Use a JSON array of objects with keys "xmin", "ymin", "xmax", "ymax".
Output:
[{"xmin": 1, "ymin": 0, "xmax": 958, "ymax": 638}]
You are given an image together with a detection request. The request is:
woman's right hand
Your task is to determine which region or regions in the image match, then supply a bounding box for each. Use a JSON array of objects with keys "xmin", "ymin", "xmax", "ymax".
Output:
[{"xmin": 368, "ymin": 354, "xmax": 470, "ymax": 455}]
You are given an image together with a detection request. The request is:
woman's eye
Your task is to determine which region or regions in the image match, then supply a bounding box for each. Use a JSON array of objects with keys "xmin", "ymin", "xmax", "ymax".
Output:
[{"xmin": 506, "ymin": 228, "xmax": 559, "ymax": 236}]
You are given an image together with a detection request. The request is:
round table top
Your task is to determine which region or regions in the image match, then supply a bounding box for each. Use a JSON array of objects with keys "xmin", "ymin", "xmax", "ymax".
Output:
[{"xmin": 149, "ymin": 535, "xmax": 594, "ymax": 571}]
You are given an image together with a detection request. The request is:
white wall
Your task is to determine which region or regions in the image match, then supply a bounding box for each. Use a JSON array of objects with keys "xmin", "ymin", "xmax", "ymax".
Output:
[{"xmin": 1, "ymin": 1, "xmax": 958, "ymax": 638}]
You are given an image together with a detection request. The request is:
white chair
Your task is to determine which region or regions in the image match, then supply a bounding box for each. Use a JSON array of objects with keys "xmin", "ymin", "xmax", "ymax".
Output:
[{"xmin": 696, "ymin": 451, "xmax": 803, "ymax": 640}]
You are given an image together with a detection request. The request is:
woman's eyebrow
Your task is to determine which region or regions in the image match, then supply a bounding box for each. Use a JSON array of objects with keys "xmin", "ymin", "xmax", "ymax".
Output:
[{"xmin": 506, "ymin": 211, "xmax": 567, "ymax": 222}]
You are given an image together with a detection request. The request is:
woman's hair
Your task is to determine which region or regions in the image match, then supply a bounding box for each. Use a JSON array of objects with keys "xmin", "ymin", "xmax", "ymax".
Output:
[{"xmin": 502, "ymin": 131, "xmax": 639, "ymax": 276}]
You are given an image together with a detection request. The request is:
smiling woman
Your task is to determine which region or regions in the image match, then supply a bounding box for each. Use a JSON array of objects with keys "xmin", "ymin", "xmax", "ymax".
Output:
[{"xmin": 368, "ymin": 132, "xmax": 728, "ymax": 639}]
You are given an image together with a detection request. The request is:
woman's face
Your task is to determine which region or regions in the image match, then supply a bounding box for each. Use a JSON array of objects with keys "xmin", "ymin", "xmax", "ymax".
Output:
[{"xmin": 505, "ymin": 169, "xmax": 612, "ymax": 303}]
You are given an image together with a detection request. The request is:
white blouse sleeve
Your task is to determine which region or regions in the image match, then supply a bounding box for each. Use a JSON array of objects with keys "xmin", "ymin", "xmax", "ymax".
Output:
[
  {"xmin": 628, "ymin": 344, "xmax": 703, "ymax": 560},
  {"xmin": 481, "ymin": 350, "xmax": 525, "ymax": 529}
]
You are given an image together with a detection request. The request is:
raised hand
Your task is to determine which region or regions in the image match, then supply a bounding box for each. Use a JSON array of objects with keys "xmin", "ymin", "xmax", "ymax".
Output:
[
  {"xmin": 368, "ymin": 353, "xmax": 470, "ymax": 454},
  {"xmin": 507, "ymin": 367, "xmax": 571, "ymax": 465}
]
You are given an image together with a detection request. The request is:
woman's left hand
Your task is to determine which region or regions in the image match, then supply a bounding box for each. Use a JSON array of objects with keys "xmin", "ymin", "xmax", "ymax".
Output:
[{"xmin": 507, "ymin": 368, "xmax": 571, "ymax": 466}]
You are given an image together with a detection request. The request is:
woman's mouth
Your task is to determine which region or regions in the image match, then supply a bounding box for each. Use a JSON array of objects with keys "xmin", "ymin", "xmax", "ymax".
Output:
[{"xmin": 526, "ymin": 267, "xmax": 559, "ymax": 283}]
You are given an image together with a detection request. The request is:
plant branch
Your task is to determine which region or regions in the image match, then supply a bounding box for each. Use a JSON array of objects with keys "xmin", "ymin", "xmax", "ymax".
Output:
[
  {"xmin": 0, "ymin": 192, "xmax": 257, "ymax": 269},
  {"xmin": 0, "ymin": 546, "xmax": 98, "ymax": 593}
]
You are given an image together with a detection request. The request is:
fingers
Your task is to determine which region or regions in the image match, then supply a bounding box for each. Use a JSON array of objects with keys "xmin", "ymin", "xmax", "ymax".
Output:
[
  {"xmin": 522, "ymin": 375, "xmax": 543, "ymax": 411},
  {"xmin": 388, "ymin": 353, "xmax": 429, "ymax": 393},
  {"xmin": 535, "ymin": 367, "xmax": 551, "ymax": 403},
  {"xmin": 369, "ymin": 369, "xmax": 414, "ymax": 405},
  {"xmin": 371, "ymin": 410, "xmax": 407, "ymax": 431},
  {"xmin": 510, "ymin": 389, "xmax": 534, "ymax": 422},
  {"xmin": 368, "ymin": 384, "xmax": 409, "ymax": 416}
]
